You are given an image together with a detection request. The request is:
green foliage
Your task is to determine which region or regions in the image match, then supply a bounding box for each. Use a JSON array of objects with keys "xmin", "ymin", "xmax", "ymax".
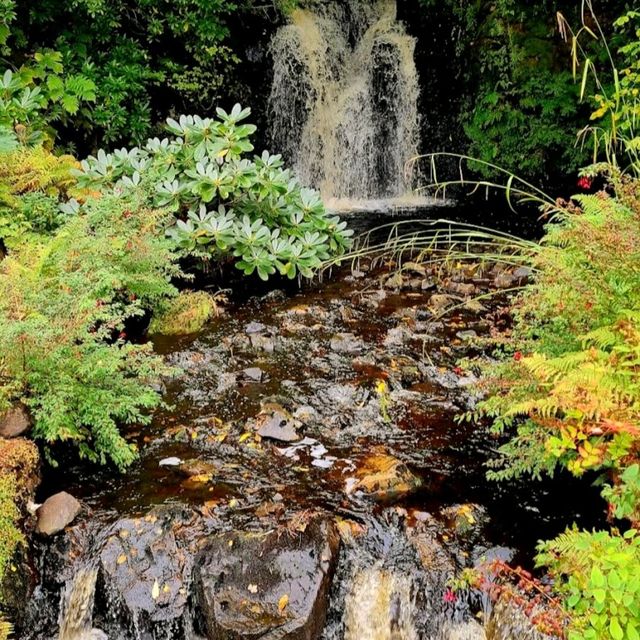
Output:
[
  {"xmin": 75, "ymin": 106, "xmax": 352, "ymax": 280},
  {"xmin": 603, "ymin": 464, "xmax": 640, "ymax": 525},
  {"xmin": 565, "ymin": 9, "xmax": 640, "ymax": 177},
  {"xmin": 9, "ymin": 0, "xmax": 243, "ymax": 147},
  {"xmin": 419, "ymin": 0, "xmax": 597, "ymax": 181},
  {"xmin": 537, "ymin": 527, "xmax": 640, "ymax": 640},
  {"xmin": 0, "ymin": 146, "xmax": 80, "ymax": 246},
  {"xmin": 473, "ymin": 188, "xmax": 640, "ymax": 482},
  {"xmin": 0, "ymin": 52, "xmax": 96, "ymax": 146},
  {"xmin": 0, "ymin": 194, "xmax": 181, "ymax": 469}
]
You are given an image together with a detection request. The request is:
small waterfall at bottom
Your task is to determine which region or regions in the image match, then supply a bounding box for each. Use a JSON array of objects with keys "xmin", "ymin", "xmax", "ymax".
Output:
[
  {"xmin": 343, "ymin": 564, "xmax": 417, "ymax": 640},
  {"xmin": 58, "ymin": 568, "xmax": 106, "ymax": 640},
  {"xmin": 322, "ymin": 515, "xmax": 486, "ymax": 640}
]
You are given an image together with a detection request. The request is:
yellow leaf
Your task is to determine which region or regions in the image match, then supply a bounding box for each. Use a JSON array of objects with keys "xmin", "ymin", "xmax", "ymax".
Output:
[
  {"xmin": 278, "ymin": 594, "xmax": 289, "ymax": 613},
  {"xmin": 239, "ymin": 433, "xmax": 253, "ymax": 443},
  {"xmin": 117, "ymin": 554, "xmax": 127, "ymax": 565},
  {"xmin": 151, "ymin": 579, "xmax": 160, "ymax": 600}
]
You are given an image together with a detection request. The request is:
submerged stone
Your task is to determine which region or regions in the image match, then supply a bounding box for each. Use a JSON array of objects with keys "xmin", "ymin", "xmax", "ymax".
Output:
[
  {"xmin": 194, "ymin": 516, "xmax": 340, "ymax": 640},
  {"xmin": 255, "ymin": 409, "xmax": 300, "ymax": 443},
  {"xmin": 345, "ymin": 453, "xmax": 421, "ymax": 502},
  {"xmin": 329, "ymin": 332, "xmax": 364, "ymax": 354}
]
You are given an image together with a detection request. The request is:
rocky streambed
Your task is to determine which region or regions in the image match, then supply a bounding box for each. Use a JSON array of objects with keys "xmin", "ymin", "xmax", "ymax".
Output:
[{"xmin": 13, "ymin": 260, "xmax": 601, "ymax": 640}]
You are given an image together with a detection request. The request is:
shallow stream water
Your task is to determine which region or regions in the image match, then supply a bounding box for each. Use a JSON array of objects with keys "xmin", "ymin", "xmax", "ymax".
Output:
[{"xmin": 20, "ymin": 234, "xmax": 602, "ymax": 639}]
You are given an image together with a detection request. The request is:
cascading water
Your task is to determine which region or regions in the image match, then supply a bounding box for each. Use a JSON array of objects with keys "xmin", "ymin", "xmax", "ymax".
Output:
[
  {"xmin": 58, "ymin": 567, "xmax": 106, "ymax": 640},
  {"xmin": 269, "ymin": 0, "xmax": 420, "ymax": 206},
  {"xmin": 343, "ymin": 564, "xmax": 418, "ymax": 640}
]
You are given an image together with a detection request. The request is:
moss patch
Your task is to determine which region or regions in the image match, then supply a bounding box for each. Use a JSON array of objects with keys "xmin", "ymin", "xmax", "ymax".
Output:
[
  {"xmin": 0, "ymin": 438, "xmax": 39, "ymax": 603},
  {"xmin": 149, "ymin": 291, "xmax": 219, "ymax": 336},
  {"xmin": 0, "ymin": 474, "xmax": 23, "ymax": 590}
]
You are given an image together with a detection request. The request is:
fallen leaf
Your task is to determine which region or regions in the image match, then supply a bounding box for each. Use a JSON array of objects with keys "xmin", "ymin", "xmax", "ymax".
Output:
[
  {"xmin": 239, "ymin": 433, "xmax": 253, "ymax": 443},
  {"xmin": 117, "ymin": 554, "xmax": 127, "ymax": 565},
  {"xmin": 278, "ymin": 594, "xmax": 289, "ymax": 613},
  {"xmin": 151, "ymin": 579, "xmax": 160, "ymax": 600},
  {"xmin": 248, "ymin": 584, "xmax": 258, "ymax": 594}
]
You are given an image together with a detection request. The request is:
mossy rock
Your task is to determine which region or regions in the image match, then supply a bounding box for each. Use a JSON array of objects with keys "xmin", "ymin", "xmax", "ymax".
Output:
[
  {"xmin": 0, "ymin": 438, "xmax": 40, "ymax": 614},
  {"xmin": 149, "ymin": 291, "xmax": 219, "ymax": 336}
]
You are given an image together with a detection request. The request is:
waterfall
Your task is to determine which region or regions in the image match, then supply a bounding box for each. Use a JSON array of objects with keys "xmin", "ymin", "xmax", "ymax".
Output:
[
  {"xmin": 343, "ymin": 564, "xmax": 418, "ymax": 640},
  {"xmin": 58, "ymin": 568, "xmax": 106, "ymax": 640},
  {"xmin": 269, "ymin": 0, "xmax": 420, "ymax": 206}
]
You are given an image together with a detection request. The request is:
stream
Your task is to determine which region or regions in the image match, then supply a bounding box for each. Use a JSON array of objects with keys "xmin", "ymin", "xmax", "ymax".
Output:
[{"xmin": 19, "ymin": 228, "xmax": 601, "ymax": 640}]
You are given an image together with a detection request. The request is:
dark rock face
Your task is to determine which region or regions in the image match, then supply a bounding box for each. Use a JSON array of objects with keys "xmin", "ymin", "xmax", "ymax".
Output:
[
  {"xmin": 194, "ymin": 517, "xmax": 340, "ymax": 639},
  {"xmin": 36, "ymin": 492, "xmax": 82, "ymax": 536},
  {"xmin": 94, "ymin": 507, "xmax": 212, "ymax": 638},
  {"xmin": 0, "ymin": 404, "xmax": 31, "ymax": 438}
]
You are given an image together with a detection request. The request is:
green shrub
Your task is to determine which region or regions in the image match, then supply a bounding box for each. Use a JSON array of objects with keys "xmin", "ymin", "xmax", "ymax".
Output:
[
  {"xmin": 0, "ymin": 194, "xmax": 180, "ymax": 469},
  {"xmin": 0, "ymin": 51, "xmax": 96, "ymax": 147},
  {"xmin": 471, "ymin": 189, "xmax": 640, "ymax": 482},
  {"xmin": 75, "ymin": 105, "xmax": 353, "ymax": 280},
  {"xmin": 537, "ymin": 528, "xmax": 640, "ymax": 640},
  {"xmin": 0, "ymin": 146, "xmax": 80, "ymax": 247}
]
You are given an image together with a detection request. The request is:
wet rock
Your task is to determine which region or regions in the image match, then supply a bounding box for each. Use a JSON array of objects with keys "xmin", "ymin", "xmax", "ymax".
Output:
[
  {"xmin": 329, "ymin": 332, "xmax": 364, "ymax": 354},
  {"xmin": 254, "ymin": 408, "xmax": 300, "ymax": 443},
  {"xmin": 242, "ymin": 367, "xmax": 264, "ymax": 382},
  {"xmin": 402, "ymin": 261, "xmax": 427, "ymax": 276},
  {"xmin": 194, "ymin": 516, "xmax": 340, "ymax": 640},
  {"xmin": 36, "ymin": 492, "xmax": 82, "ymax": 536},
  {"xmin": 97, "ymin": 507, "xmax": 216, "ymax": 638},
  {"xmin": 384, "ymin": 272, "xmax": 404, "ymax": 289},
  {"xmin": 446, "ymin": 282, "xmax": 476, "ymax": 297},
  {"xmin": 383, "ymin": 326, "xmax": 411, "ymax": 347},
  {"xmin": 159, "ymin": 457, "xmax": 183, "ymax": 467},
  {"xmin": 177, "ymin": 459, "xmax": 217, "ymax": 478},
  {"xmin": 494, "ymin": 272, "xmax": 518, "ymax": 289},
  {"xmin": 429, "ymin": 294, "xmax": 455, "ymax": 314},
  {"xmin": 421, "ymin": 278, "xmax": 436, "ymax": 291},
  {"xmin": 513, "ymin": 266, "xmax": 533, "ymax": 283},
  {"xmin": 245, "ymin": 321, "xmax": 267, "ymax": 335},
  {"xmin": 463, "ymin": 299, "xmax": 487, "ymax": 313},
  {"xmin": 473, "ymin": 546, "xmax": 515, "ymax": 568},
  {"xmin": 441, "ymin": 504, "xmax": 488, "ymax": 542},
  {"xmin": 0, "ymin": 404, "xmax": 31, "ymax": 438},
  {"xmin": 293, "ymin": 405, "xmax": 317, "ymax": 424},
  {"xmin": 251, "ymin": 334, "xmax": 276, "ymax": 353},
  {"xmin": 217, "ymin": 372, "xmax": 238, "ymax": 393},
  {"xmin": 346, "ymin": 453, "xmax": 421, "ymax": 502},
  {"xmin": 486, "ymin": 599, "xmax": 552, "ymax": 640}
]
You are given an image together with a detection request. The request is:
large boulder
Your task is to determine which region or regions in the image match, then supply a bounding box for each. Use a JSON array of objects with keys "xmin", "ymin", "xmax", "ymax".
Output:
[
  {"xmin": 36, "ymin": 492, "xmax": 82, "ymax": 536},
  {"xmin": 194, "ymin": 516, "xmax": 340, "ymax": 640},
  {"xmin": 0, "ymin": 404, "xmax": 31, "ymax": 438}
]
